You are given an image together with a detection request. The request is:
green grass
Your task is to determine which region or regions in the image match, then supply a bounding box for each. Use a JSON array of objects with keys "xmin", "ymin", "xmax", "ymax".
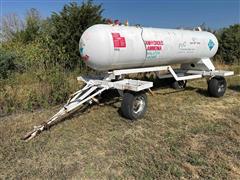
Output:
[{"xmin": 0, "ymin": 75, "xmax": 240, "ymax": 179}]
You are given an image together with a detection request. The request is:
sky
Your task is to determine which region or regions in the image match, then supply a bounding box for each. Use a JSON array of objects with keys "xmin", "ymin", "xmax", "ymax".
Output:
[{"xmin": 1, "ymin": 0, "xmax": 240, "ymax": 29}]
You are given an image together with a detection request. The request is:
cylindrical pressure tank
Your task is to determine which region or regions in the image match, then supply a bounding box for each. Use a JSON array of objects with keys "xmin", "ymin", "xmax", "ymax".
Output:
[{"xmin": 79, "ymin": 24, "xmax": 218, "ymax": 71}]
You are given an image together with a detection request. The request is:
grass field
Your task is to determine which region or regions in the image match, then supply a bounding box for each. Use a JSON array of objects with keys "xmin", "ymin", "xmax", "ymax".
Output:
[{"xmin": 0, "ymin": 75, "xmax": 239, "ymax": 179}]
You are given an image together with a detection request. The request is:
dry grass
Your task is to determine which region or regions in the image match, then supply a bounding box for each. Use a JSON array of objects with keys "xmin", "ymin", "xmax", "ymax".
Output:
[{"xmin": 0, "ymin": 74, "xmax": 239, "ymax": 179}]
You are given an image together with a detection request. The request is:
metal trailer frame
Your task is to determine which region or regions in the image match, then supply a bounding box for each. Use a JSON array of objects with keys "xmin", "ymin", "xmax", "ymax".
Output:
[{"xmin": 22, "ymin": 65, "xmax": 234, "ymax": 141}]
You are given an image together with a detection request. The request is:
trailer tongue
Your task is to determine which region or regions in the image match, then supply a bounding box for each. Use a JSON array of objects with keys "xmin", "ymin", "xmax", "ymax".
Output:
[{"xmin": 22, "ymin": 79, "xmax": 109, "ymax": 141}]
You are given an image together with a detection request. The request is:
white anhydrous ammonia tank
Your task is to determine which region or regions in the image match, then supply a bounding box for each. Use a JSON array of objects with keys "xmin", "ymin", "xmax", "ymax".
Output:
[{"xmin": 79, "ymin": 24, "xmax": 218, "ymax": 71}]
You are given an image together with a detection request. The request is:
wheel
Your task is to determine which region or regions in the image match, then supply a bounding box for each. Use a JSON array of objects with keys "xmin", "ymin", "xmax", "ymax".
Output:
[
  {"xmin": 171, "ymin": 80, "xmax": 187, "ymax": 89},
  {"xmin": 121, "ymin": 91, "xmax": 147, "ymax": 120},
  {"xmin": 207, "ymin": 77, "xmax": 227, "ymax": 97}
]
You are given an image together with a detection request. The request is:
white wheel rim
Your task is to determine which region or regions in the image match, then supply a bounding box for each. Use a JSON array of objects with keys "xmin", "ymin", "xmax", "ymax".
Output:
[
  {"xmin": 218, "ymin": 81, "xmax": 225, "ymax": 93},
  {"xmin": 133, "ymin": 96, "xmax": 145, "ymax": 114}
]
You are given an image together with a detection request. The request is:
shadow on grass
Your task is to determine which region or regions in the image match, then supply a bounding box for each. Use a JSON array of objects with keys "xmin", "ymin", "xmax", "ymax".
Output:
[
  {"xmin": 228, "ymin": 85, "xmax": 240, "ymax": 92},
  {"xmin": 154, "ymin": 89, "xmax": 185, "ymax": 95},
  {"xmin": 152, "ymin": 78, "xmax": 174, "ymax": 90},
  {"xmin": 154, "ymin": 85, "xmax": 209, "ymax": 97},
  {"xmin": 149, "ymin": 77, "xmax": 209, "ymax": 97},
  {"xmin": 185, "ymin": 86, "xmax": 209, "ymax": 97}
]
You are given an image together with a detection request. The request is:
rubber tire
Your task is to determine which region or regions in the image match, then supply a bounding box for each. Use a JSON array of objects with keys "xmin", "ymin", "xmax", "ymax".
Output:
[
  {"xmin": 121, "ymin": 92, "xmax": 147, "ymax": 120},
  {"xmin": 208, "ymin": 77, "xmax": 227, "ymax": 97},
  {"xmin": 171, "ymin": 80, "xmax": 187, "ymax": 89}
]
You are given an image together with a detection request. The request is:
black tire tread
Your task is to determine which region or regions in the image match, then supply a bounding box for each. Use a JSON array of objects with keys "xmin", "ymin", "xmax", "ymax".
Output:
[
  {"xmin": 171, "ymin": 80, "xmax": 187, "ymax": 89},
  {"xmin": 208, "ymin": 77, "xmax": 227, "ymax": 97},
  {"xmin": 121, "ymin": 92, "xmax": 147, "ymax": 120}
]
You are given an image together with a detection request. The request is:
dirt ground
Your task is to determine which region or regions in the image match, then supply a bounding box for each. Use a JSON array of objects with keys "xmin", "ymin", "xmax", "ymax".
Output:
[{"xmin": 0, "ymin": 76, "xmax": 239, "ymax": 179}]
